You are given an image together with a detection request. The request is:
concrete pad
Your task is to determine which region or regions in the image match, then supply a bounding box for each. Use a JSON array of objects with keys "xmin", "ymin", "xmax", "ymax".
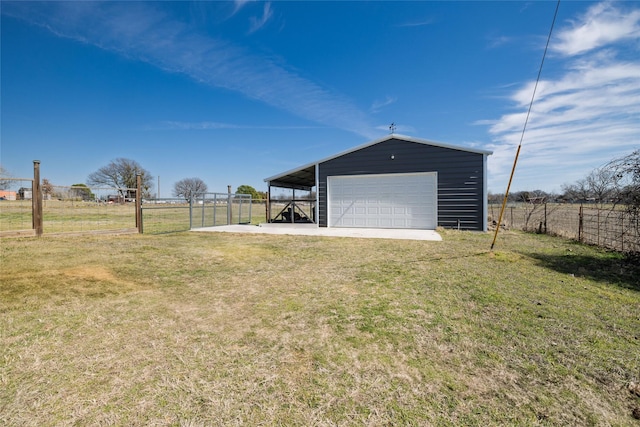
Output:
[{"xmin": 192, "ymin": 223, "xmax": 442, "ymax": 241}]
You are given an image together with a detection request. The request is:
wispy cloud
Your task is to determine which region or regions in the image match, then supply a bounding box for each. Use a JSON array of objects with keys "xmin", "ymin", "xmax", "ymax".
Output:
[
  {"xmin": 553, "ymin": 1, "xmax": 640, "ymax": 55},
  {"xmin": 248, "ymin": 2, "xmax": 273, "ymax": 34},
  {"xmin": 370, "ymin": 96, "xmax": 397, "ymax": 113},
  {"xmin": 478, "ymin": 1, "xmax": 640, "ymax": 191},
  {"xmin": 486, "ymin": 35, "xmax": 512, "ymax": 49},
  {"xmin": 156, "ymin": 121, "xmax": 322, "ymax": 131},
  {"xmin": 2, "ymin": 1, "xmax": 376, "ymax": 139},
  {"xmin": 398, "ymin": 18, "xmax": 434, "ymax": 28},
  {"xmin": 232, "ymin": 0, "xmax": 253, "ymax": 17}
]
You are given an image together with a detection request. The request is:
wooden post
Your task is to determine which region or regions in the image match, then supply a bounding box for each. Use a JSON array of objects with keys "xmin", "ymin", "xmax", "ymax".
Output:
[
  {"xmin": 578, "ymin": 204, "xmax": 583, "ymax": 242},
  {"xmin": 510, "ymin": 206, "xmax": 514, "ymax": 229},
  {"xmin": 136, "ymin": 174, "xmax": 142, "ymax": 233},
  {"xmin": 32, "ymin": 160, "xmax": 43, "ymax": 237},
  {"xmin": 597, "ymin": 208, "xmax": 600, "ymax": 246},
  {"xmin": 620, "ymin": 212, "xmax": 624, "ymax": 252}
]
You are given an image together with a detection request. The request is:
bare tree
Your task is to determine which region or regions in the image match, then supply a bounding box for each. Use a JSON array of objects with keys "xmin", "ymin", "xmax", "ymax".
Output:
[
  {"xmin": 0, "ymin": 165, "xmax": 12, "ymax": 190},
  {"xmin": 562, "ymin": 167, "xmax": 618, "ymax": 205},
  {"xmin": 561, "ymin": 180, "xmax": 588, "ymax": 202},
  {"xmin": 585, "ymin": 167, "xmax": 618, "ymax": 205},
  {"xmin": 173, "ymin": 178, "xmax": 208, "ymax": 201},
  {"xmin": 605, "ymin": 149, "xmax": 640, "ymax": 210},
  {"xmin": 87, "ymin": 158, "xmax": 153, "ymax": 198},
  {"xmin": 42, "ymin": 179, "xmax": 54, "ymax": 199}
]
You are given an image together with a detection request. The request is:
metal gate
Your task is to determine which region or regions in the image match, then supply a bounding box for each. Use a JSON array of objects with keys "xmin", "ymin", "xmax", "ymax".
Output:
[{"xmin": 141, "ymin": 193, "xmax": 252, "ymax": 234}]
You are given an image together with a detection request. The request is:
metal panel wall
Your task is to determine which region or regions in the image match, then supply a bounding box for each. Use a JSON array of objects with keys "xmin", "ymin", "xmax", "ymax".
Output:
[{"xmin": 317, "ymin": 138, "xmax": 486, "ymax": 231}]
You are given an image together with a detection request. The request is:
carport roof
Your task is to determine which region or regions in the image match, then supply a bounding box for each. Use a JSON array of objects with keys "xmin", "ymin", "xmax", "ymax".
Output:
[
  {"xmin": 265, "ymin": 164, "xmax": 316, "ymax": 191},
  {"xmin": 264, "ymin": 134, "xmax": 492, "ymax": 190}
]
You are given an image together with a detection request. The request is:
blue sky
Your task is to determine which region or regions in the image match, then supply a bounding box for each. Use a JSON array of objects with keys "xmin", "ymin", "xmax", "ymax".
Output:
[{"xmin": 2, "ymin": 1, "xmax": 639, "ymax": 196}]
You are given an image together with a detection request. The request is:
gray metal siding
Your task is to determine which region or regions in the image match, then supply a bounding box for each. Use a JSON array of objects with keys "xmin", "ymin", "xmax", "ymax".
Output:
[{"xmin": 318, "ymin": 138, "xmax": 486, "ymax": 230}]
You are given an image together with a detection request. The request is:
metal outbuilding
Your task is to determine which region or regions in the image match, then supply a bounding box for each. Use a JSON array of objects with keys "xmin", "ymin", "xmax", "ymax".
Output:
[{"xmin": 264, "ymin": 135, "xmax": 493, "ymax": 231}]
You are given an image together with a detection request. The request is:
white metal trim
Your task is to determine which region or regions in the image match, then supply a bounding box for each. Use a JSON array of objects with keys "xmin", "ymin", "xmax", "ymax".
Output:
[
  {"xmin": 315, "ymin": 163, "xmax": 319, "ymax": 224},
  {"xmin": 483, "ymin": 154, "xmax": 488, "ymax": 232}
]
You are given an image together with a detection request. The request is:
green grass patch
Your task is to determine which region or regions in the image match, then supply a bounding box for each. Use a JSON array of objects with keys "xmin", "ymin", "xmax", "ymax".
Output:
[{"xmin": 1, "ymin": 230, "xmax": 639, "ymax": 425}]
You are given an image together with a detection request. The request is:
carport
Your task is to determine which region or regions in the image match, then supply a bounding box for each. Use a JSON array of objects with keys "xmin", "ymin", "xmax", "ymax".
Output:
[
  {"xmin": 265, "ymin": 135, "xmax": 492, "ymax": 231},
  {"xmin": 265, "ymin": 164, "xmax": 318, "ymax": 224}
]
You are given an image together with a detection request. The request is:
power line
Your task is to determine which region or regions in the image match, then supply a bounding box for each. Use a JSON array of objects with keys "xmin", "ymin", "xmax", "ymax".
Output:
[{"xmin": 490, "ymin": 0, "xmax": 561, "ymax": 251}]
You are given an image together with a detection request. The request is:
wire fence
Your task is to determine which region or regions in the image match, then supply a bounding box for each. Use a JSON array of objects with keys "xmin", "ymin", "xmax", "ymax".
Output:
[
  {"xmin": 489, "ymin": 203, "xmax": 640, "ymax": 254},
  {"xmin": 0, "ymin": 178, "xmax": 35, "ymax": 236},
  {"xmin": 3, "ymin": 162, "xmax": 264, "ymax": 236},
  {"xmin": 1, "ymin": 184, "xmax": 256, "ymax": 236},
  {"xmin": 43, "ymin": 185, "xmax": 137, "ymax": 234}
]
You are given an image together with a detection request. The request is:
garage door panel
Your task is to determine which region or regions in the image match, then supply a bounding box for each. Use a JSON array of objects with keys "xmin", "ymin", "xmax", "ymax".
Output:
[{"xmin": 328, "ymin": 172, "xmax": 437, "ymax": 229}]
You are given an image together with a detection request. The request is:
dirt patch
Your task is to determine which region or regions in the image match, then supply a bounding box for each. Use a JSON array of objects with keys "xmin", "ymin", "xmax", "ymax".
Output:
[{"xmin": 62, "ymin": 266, "xmax": 119, "ymax": 282}]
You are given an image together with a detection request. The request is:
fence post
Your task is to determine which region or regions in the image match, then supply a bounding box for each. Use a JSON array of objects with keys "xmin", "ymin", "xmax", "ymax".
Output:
[
  {"xmin": 189, "ymin": 196, "xmax": 193, "ymax": 230},
  {"xmin": 578, "ymin": 204, "xmax": 583, "ymax": 242},
  {"xmin": 227, "ymin": 185, "xmax": 232, "ymax": 225},
  {"xmin": 201, "ymin": 194, "xmax": 205, "ymax": 227},
  {"xmin": 544, "ymin": 203, "xmax": 547, "ymax": 234},
  {"xmin": 213, "ymin": 193, "xmax": 217, "ymax": 226},
  {"xmin": 597, "ymin": 208, "xmax": 600, "ymax": 246},
  {"xmin": 32, "ymin": 160, "xmax": 43, "ymax": 237},
  {"xmin": 621, "ymin": 212, "xmax": 624, "ymax": 252},
  {"xmin": 136, "ymin": 174, "xmax": 142, "ymax": 233}
]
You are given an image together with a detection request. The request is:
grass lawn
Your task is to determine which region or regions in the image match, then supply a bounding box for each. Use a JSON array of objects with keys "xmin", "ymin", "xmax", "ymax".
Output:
[{"xmin": 1, "ymin": 230, "xmax": 639, "ymax": 426}]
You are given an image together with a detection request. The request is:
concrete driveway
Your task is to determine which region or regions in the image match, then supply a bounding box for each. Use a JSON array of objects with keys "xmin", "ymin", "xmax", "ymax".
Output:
[{"xmin": 192, "ymin": 223, "xmax": 442, "ymax": 241}]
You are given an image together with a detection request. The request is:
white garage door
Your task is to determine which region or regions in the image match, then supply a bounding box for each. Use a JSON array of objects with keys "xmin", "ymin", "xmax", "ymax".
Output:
[{"xmin": 328, "ymin": 172, "xmax": 437, "ymax": 229}]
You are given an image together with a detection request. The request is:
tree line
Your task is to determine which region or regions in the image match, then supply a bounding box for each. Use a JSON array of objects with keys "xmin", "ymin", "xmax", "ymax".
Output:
[
  {"xmin": 1, "ymin": 158, "xmax": 265, "ymax": 202},
  {"xmin": 490, "ymin": 149, "xmax": 639, "ymax": 208},
  {"xmin": 87, "ymin": 158, "xmax": 267, "ymax": 201}
]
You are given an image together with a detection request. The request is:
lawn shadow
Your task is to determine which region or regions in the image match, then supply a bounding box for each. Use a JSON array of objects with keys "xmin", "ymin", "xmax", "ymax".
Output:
[{"xmin": 522, "ymin": 250, "xmax": 640, "ymax": 292}]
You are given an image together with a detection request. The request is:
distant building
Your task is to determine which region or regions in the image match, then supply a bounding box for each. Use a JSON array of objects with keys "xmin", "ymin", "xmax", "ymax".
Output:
[
  {"xmin": 18, "ymin": 188, "xmax": 32, "ymax": 200},
  {"xmin": 0, "ymin": 190, "xmax": 17, "ymax": 201}
]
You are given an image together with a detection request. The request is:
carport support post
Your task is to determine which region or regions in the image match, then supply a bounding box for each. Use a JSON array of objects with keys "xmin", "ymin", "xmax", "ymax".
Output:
[
  {"xmin": 32, "ymin": 160, "xmax": 43, "ymax": 237},
  {"xmin": 266, "ymin": 185, "xmax": 271, "ymax": 223},
  {"xmin": 291, "ymin": 188, "xmax": 295, "ymax": 223}
]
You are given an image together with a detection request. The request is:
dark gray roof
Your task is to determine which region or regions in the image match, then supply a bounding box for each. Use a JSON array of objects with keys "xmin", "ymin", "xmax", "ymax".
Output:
[
  {"xmin": 266, "ymin": 164, "xmax": 316, "ymax": 191},
  {"xmin": 264, "ymin": 134, "xmax": 492, "ymax": 190}
]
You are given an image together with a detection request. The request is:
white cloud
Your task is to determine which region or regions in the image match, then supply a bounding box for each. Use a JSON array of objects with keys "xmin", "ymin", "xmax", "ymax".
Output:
[
  {"xmin": 248, "ymin": 2, "xmax": 273, "ymax": 34},
  {"xmin": 234, "ymin": 0, "xmax": 252, "ymax": 12},
  {"xmin": 553, "ymin": 1, "xmax": 640, "ymax": 56},
  {"xmin": 486, "ymin": 35, "xmax": 512, "ymax": 49},
  {"xmin": 3, "ymin": 1, "xmax": 376, "ymax": 139},
  {"xmin": 157, "ymin": 121, "xmax": 321, "ymax": 131},
  {"xmin": 479, "ymin": 1, "xmax": 640, "ymax": 192},
  {"xmin": 370, "ymin": 96, "xmax": 397, "ymax": 113},
  {"xmin": 398, "ymin": 18, "xmax": 434, "ymax": 28}
]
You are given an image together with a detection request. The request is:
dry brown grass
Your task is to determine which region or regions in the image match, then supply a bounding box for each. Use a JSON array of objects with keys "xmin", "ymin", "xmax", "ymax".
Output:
[{"xmin": 1, "ymin": 230, "xmax": 639, "ymax": 426}]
